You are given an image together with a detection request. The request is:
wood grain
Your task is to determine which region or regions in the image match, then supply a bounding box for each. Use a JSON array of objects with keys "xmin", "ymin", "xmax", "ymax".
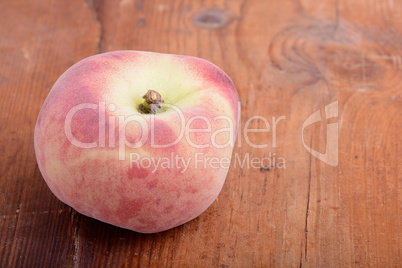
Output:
[{"xmin": 0, "ymin": 0, "xmax": 400, "ymax": 266}]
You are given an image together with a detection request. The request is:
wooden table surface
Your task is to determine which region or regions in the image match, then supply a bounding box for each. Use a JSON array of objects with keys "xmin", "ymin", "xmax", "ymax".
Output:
[{"xmin": 1, "ymin": 0, "xmax": 401, "ymax": 267}]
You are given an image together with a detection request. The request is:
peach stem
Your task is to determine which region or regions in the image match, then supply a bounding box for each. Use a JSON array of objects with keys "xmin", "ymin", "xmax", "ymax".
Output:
[{"xmin": 139, "ymin": 89, "xmax": 165, "ymax": 114}]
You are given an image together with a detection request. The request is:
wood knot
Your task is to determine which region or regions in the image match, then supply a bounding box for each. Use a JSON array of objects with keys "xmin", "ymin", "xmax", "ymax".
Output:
[
  {"xmin": 322, "ymin": 46, "xmax": 385, "ymax": 84},
  {"xmin": 269, "ymin": 19, "xmax": 400, "ymax": 91},
  {"xmin": 193, "ymin": 9, "xmax": 227, "ymax": 29}
]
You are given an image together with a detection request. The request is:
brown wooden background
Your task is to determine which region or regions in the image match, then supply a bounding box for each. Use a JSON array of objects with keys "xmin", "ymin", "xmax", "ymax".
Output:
[{"xmin": 1, "ymin": 0, "xmax": 401, "ymax": 267}]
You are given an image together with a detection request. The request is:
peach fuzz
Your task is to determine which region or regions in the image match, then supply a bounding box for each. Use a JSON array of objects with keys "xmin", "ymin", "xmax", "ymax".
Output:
[{"xmin": 34, "ymin": 51, "xmax": 239, "ymax": 233}]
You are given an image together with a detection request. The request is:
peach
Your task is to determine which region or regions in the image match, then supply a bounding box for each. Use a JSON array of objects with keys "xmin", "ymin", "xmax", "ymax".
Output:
[{"xmin": 34, "ymin": 51, "xmax": 239, "ymax": 233}]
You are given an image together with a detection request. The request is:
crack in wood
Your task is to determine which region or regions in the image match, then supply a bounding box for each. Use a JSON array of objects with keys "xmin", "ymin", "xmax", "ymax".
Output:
[
  {"xmin": 85, "ymin": 0, "xmax": 104, "ymax": 53},
  {"xmin": 301, "ymin": 133, "xmax": 313, "ymax": 267},
  {"xmin": 70, "ymin": 210, "xmax": 81, "ymax": 268},
  {"xmin": 299, "ymin": 250, "xmax": 303, "ymax": 268}
]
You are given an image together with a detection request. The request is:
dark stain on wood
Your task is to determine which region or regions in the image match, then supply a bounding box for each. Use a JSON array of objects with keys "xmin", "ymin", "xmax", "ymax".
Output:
[
  {"xmin": 138, "ymin": 17, "xmax": 145, "ymax": 27},
  {"xmin": 193, "ymin": 9, "xmax": 227, "ymax": 29}
]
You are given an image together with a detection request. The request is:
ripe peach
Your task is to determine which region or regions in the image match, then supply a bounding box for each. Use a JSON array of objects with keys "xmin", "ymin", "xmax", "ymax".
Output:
[{"xmin": 34, "ymin": 51, "xmax": 239, "ymax": 233}]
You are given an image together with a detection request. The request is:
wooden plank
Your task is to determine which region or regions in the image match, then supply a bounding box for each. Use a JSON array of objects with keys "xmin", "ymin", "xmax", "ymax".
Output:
[
  {"xmin": 0, "ymin": 0, "xmax": 400, "ymax": 266},
  {"xmin": 0, "ymin": 0, "xmax": 99, "ymax": 267}
]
